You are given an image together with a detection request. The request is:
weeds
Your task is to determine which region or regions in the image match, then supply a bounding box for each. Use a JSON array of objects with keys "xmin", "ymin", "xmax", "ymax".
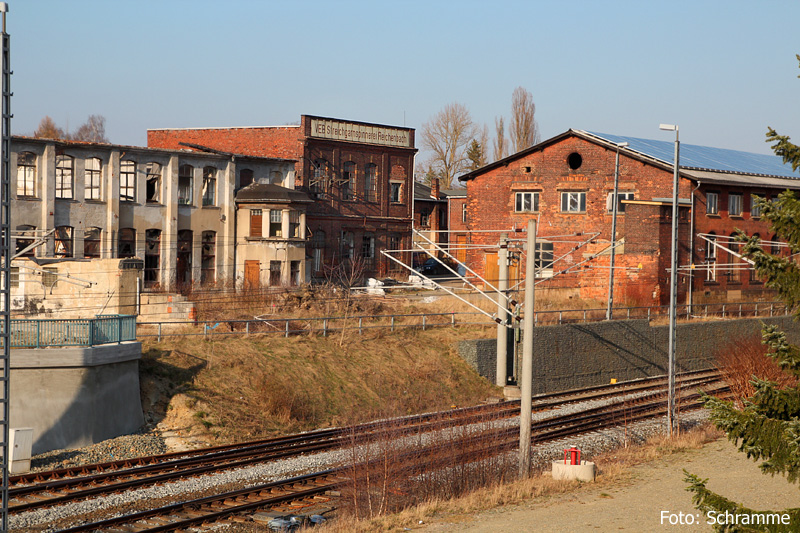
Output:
[{"xmin": 714, "ymin": 333, "xmax": 797, "ymax": 402}]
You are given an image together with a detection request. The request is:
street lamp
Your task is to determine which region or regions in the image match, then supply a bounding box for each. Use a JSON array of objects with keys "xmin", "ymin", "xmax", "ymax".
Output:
[
  {"xmin": 607, "ymin": 141, "xmax": 629, "ymax": 321},
  {"xmin": 659, "ymin": 123, "xmax": 679, "ymax": 437}
]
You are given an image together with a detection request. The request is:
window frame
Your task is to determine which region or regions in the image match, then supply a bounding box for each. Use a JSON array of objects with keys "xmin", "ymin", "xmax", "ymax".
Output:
[
  {"xmin": 178, "ymin": 164, "xmax": 194, "ymax": 206},
  {"xmin": 728, "ymin": 192, "xmax": 743, "ymax": 217},
  {"xmin": 560, "ymin": 191, "xmax": 586, "ymax": 213},
  {"xmin": 364, "ymin": 163, "xmax": 377, "ymax": 202},
  {"xmin": 706, "ymin": 191, "xmax": 719, "ymax": 215},
  {"xmin": 750, "ymin": 193, "xmax": 762, "ymax": 218},
  {"xmin": 120, "ymin": 160, "xmax": 136, "ymax": 202},
  {"xmin": 608, "ymin": 191, "xmax": 635, "ymax": 213},
  {"xmin": 389, "ymin": 182, "xmax": 403, "ymax": 204},
  {"xmin": 515, "ymin": 191, "xmax": 540, "ymax": 213},
  {"xmin": 54, "ymin": 225, "xmax": 73, "ymax": 258},
  {"xmin": 85, "ymin": 157, "xmax": 102, "ymax": 200},
  {"xmin": 202, "ymin": 166, "xmax": 217, "ymax": 206},
  {"xmin": 250, "ymin": 209, "xmax": 263, "ymax": 238},
  {"xmin": 289, "ymin": 211, "xmax": 300, "ymax": 238},
  {"xmin": 55, "ymin": 155, "xmax": 74, "ymax": 199},
  {"xmin": 146, "ymin": 162, "xmax": 162, "ymax": 203},
  {"xmin": 118, "ymin": 228, "xmax": 136, "ymax": 258},
  {"xmin": 341, "ymin": 161, "xmax": 355, "ymax": 200},
  {"xmin": 17, "ymin": 152, "xmax": 37, "ymax": 198},
  {"xmin": 201, "ymin": 231, "xmax": 216, "ymax": 285},
  {"xmin": 269, "ymin": 209, "xmax": 282, "ymax": 238},
  {"xmin": 83, "ymin": 227, "xmax": 101, "ymax": 258}
]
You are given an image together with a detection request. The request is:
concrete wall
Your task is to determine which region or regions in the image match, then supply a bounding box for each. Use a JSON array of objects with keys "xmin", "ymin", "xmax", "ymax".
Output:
[
  {"xmin": 10, "ymin": 342, "xmax": 144, "ymax": 454},
  {"xmin": 458, "ymin": 316, "xmax": 800, "ymax": 395}
]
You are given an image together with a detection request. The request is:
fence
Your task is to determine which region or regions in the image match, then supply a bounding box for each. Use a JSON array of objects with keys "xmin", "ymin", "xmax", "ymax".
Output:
[
  {"xmin": 136, "ymin": 301, "xmax": 791, "ymax": 342},
  {"xmin": 7, "ymin": 315, "xmax": 137, "ymax": 348}
]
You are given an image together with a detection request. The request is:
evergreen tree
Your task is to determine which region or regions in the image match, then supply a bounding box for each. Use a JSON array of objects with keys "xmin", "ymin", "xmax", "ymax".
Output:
[
  {"xmin": 685, "ymin": 54, "xmax": 800, "ymax": 532},
  {"xmin": 465, "ymin": 138, "xmax": 486, "ymax": 171}
]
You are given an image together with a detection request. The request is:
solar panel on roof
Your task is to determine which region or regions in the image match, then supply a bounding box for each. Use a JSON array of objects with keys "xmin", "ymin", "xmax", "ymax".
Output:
[{"xmin": 584, "ymin": 131, "xmax": 800, "ymax": 179}]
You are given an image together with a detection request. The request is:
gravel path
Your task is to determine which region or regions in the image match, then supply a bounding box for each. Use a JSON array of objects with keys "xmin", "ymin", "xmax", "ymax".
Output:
[{"xmin": 418, "ymin": 436, "xmax": 799, "ymax": 532}]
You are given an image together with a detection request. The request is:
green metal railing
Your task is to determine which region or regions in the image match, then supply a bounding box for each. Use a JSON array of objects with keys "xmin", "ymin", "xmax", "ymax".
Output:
[{"xmin": 6, "ymin": 315, "xmax": 137, "ymax": 348}]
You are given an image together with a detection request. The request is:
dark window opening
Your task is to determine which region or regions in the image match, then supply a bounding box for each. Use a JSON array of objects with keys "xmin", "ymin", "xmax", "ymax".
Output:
[{"xmin": 567, "ymin": 152, "xmax": 583, "ymax": 170}]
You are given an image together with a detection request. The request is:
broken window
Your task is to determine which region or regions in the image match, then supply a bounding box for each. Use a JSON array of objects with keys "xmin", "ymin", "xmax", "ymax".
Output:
[
  {"xmin": 144, "ymin": 229, "xmax": 161, "ymax": 287},
  {"xmin": 120, "ymin": 160, "xmax": 136, "ymax": 202},
  {"xmin": 85, "ymin": 157, "xmax": 102, "ymax": 200},
  {"xmin": 312, "ymin": 230, "xmax": 325, "ymax": 272},
  {"xmin": 240, "ymin": 168, "xmax": 254, "ymax": 188},
  {"xmin": 146, "ymin": 162, "xmax": 161, "ymax": 203},
  {"xmin": 290, "ymin": 261, "xmax": 301, "ymax": 286},
  {"xmin": 560, "ymin": 191, "xmax": 586, "ymax": 213},
  {"xmin": 15, "ymin": 225, "xmax": 36, "ymax": 257},
  {"xmin": 55, "ymin": 155, "xmax": 74, "ymax": 199},
  {"xmin": 16, "ymin": 152, "xmax": 36, "ymax": 197},
  {"xmin": 84, "ymin": 227, "xmax": 101, "ymax": 258},
  {"xmin": 201, "ymin": 231, "xmax": 215, "ymax": 285},
  {"xmin": 340, "ymin": 231, "xmax": 354, "ymax": 260},
  {"xmin": 269, "ymin": 260, "xmax": 281, "ymax": 286},
  {"xmin": 310, "ymin": 159, "xmax": 329, "ymax": 194},
  {"xmin": 118, "ymin": 228, "xmax": 136, "ymax": 258},
  {"xmin": 178, "ymin": 164, "xmax": 193, "ymax": 205},
  {"xmin": 202, "ymin": 166, "xmax": 216, "ymax": 206},
  {"xmin": 54, "ymin": 226, "xmax": 73, "ymax": 258},
  {"xmin": 341, "ymin": 161, "xmax": 355, "ymax": 200},
  {"xmin": 269, "ymin": 209, "xmax": 282, "ymax": 237},
  {"xmin": 362, "ymin": 233, "xmax": 375, "ymax": 270},
  {"xmin": 364, "ymin": 163, "xmax": 377, "ymax": 202},
  {"xmin": 389, "ymin": 182, "xmax": 402, "ymax": 203},
  {"xmin": 289, "ymin": 211, "xmax": 300, "ymax": 238}
]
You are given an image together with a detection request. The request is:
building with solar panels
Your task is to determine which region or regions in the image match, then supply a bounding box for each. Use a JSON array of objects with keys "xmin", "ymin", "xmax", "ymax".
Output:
[{"xmin": 457, "ymin": 129, "xmax": 800, "ymax": 308}]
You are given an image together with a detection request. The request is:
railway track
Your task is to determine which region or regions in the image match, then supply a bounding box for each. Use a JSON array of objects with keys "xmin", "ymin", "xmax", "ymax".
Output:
[{"xmin": 11, "ymin": 370, "xmax": 727, "ymax": 531}]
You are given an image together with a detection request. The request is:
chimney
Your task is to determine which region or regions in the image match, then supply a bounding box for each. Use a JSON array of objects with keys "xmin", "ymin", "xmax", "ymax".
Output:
[{"xmin": 431, "ymin": 177, "xmax": 440, "ymax": 199}]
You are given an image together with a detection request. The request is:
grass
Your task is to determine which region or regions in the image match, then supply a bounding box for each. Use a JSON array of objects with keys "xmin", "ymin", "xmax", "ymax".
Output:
[
  {"xmin": 316, "ymin": 425, "xmax": 723, "ymax": 532},
  {"xmin": 140, "ymin": 324, "xmax": 500, "ymax": 443}
]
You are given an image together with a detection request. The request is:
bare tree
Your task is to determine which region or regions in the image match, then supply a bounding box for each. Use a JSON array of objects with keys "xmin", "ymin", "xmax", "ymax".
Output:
[
  {"xmin": 509, "ymin": 87, "xmax": 540, "ymax": 153},
  {"xmin": 420, "ymin": 103, "xmax": 475, "ymax": 189},
  {"xmin": 72, "ymin": 115, "xmax": 109, "ymax": 143},
  {"xmin": 493, "ymin": 116, "xmax": 508, "ymax": 162},
  {"xmin": 34, "ymin": 116, "xmax": 65, "ymax": 139}
]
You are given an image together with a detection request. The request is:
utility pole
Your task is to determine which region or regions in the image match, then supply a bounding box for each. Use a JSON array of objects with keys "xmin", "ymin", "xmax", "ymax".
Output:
[
  {"xmin": 519, "ymin": 220, "xmax": 535, "ymax": 477},
  {"xmin": 607, "ymin": 142, "xmax": 628, "ymax": 320},
  {"xmin": 0, "ymin": 3, "xmax": 10, "ymax": 528},
  {"xmin": 496, "ymin": 233, "xmax": 508, "ymax": 387}
]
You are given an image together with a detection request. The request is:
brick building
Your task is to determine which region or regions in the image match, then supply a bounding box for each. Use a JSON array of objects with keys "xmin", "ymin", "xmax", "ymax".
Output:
[
  {"xmin": 458, "ymin": 129, "xmax": 800, "ymax": 307},
  {"xmin": 148, "ymin": 115, "xmax": 417, "ymax": 281}
]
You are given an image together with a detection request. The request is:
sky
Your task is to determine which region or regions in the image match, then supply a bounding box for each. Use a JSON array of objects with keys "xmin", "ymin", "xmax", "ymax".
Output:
[{"xmin": 9, "ymin": 0, "xmax": 800, "ymax": 161}]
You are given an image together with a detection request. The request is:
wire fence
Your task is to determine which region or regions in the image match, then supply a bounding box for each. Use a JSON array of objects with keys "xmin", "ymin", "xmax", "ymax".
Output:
[{"xmin": 137, "ymin": 301, "xmax": 791, "ymax": 342}]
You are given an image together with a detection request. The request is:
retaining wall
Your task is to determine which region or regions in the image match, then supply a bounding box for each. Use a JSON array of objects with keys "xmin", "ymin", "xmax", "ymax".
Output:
[
  {"xmin": 10, "ymin": 342, "xmax": 144, "ymax": 455},
  {"xmin": 457, "ymin": 317, "xmax": 800, "ymax": 395}
]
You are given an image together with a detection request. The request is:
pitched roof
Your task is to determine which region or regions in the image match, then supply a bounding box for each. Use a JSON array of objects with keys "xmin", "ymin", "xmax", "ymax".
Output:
[
  {"xmin": 458, "ymin": 129, "xmax": 800, "ymax": 184},
  {"xmin": 235, "ymin": 183, "xmax": 312, "ymax": 203}
]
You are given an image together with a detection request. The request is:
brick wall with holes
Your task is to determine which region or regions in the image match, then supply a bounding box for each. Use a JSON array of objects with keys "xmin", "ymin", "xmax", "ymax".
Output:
[{"xmin": 462, "ymin": 134, "xmax": 694, "ymax": 305}]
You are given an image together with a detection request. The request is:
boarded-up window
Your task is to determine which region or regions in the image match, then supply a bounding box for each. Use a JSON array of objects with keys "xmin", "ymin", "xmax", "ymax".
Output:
[{"xmin": 250, "ymin": 209, "xmax": 262, "ymax": 237}]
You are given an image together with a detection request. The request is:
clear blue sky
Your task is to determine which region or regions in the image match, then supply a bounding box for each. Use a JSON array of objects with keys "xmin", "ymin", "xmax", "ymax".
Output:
[{"xmin": 10, "ymin": 0, "xmax": 800, "ymax": 159}]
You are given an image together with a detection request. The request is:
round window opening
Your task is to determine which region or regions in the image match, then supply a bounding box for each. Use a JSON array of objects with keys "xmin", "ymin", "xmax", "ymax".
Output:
[{"xmin": 567, "ymin": 152, "xmax": 583, "ymax": 170}]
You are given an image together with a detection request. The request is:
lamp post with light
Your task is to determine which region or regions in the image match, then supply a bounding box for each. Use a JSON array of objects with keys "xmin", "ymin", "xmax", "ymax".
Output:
[
  {"xmin": 659, "ymin": 123, "xmax": 679, "ymax": 437},
  {"xmin": 606, "ymin": 141, "xmax": 629, "ymax": 321}
]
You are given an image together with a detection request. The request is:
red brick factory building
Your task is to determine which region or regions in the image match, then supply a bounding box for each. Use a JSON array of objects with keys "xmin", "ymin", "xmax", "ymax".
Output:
[
  {"xmin": 149, "ymin": 115, "xmax": 417, "ymax": 281},
  {"xmin": 457, "ymin": 129, "xmax": 800, "ymax": 308}
]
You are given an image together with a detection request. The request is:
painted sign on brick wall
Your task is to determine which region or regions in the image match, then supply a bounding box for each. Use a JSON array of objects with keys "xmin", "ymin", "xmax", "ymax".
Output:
[{"xmin": 309, "ymin": 118, "xmax": 411, "ymax": 148}]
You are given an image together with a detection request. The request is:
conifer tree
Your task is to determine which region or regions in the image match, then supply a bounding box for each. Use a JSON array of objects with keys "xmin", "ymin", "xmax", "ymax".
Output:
[{"xmin": 685, "ymin": 54, "xmax": 800, "ymax": 532}]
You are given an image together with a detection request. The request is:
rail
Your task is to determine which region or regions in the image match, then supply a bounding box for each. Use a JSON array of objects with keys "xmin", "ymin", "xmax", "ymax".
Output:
[
  {"xmin": 136, "ymin": 301, "xmax": 790, "ymax": 342},
  {"xmin": 6, "ymin": 315, "xmax": 137, "ymax": 348}
]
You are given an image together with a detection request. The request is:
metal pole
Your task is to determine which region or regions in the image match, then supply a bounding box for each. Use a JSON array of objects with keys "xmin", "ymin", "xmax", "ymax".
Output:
[
  {"xmin": 607, "ymin": 142, "xmax": 627, "ymax": 320},
  {"xmin": 519, "ymin": 220, "xmax": 536, "ymax": 477},
  {"xmin": 664, "ymin": 125, "xmax": 680, "ymax": 437},
  {"xmin": 0, "ymin": 5, "xmax": 10, "ymax": 527},
  {"xmin": 496, "ymin": 233, "xmax": 509, "ymax": 387}
]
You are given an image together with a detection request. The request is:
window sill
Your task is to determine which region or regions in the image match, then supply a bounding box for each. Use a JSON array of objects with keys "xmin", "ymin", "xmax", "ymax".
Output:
[
  {"xmin": 514, "ymin": 211, "xmax": 540, "ymax": 215},
  {"xmin": 560, "ymin": 211, "xmax": 587, "ymax": 215},
  {"xmin": 706, "ymin": 213, "xmax": 721, "ymax": 218},
  {"xmin": 202, "ymin": 205, "xmax": 220, "ymax": 209},
  {"xmin": 729, "ymin": 215, "xmax": 744, "ymax": 219},
  {"xmin": 178, "ymin": 203, "xmax": 195, "ymax": 208},
  {"xmin": 16, "ymin": 196, "xmax": 40, "ymax": 201},
  {"xmin": 704, "ymin": 281, "xmax": 720, "ymax": 285},
  {"xmin": 145, "ymin": 201, "xmax": 164, "ymax": 207},
  {"xmin": 85, "ymin": 199, "xmax": 105, "ymax": 204}
]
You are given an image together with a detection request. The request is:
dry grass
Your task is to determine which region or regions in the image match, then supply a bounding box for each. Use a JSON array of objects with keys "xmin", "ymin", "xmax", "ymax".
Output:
[
  {"xmin": 318, "ymin": 424, "xmax": 722, "ymax": 532},
  {"xmin": 140, "ymin": 326, "xmax": 500, "ymax": 443},
  {"xmin": 713, "ymin": 333, "xmax": 797, "ymax": 402}
]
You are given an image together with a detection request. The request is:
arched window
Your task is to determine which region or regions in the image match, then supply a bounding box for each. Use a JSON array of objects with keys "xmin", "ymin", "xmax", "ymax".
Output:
[
  {"xmin": 240, "ymin": 168, "xmax": 254, "ymax": 188},
  {"xmin": 17, "ymin": 152, "xmax": 37, "ymax": 197},
  {"xmin": 340, "ymin": 231, "xmax": 354, "ymax": 260},
  {"xmin": 310, "ymin": 159, "xmax": 329, "ymax": 193},
  {"xmin": 54, "ymin": 226, "xmax": 73, "ymax": 257},
  {"xmin": 85, "ymin": 157, "xmax": 102, "ymax": 200},
  {"xmin": 120, "ymin": 160, "xmax": 136, "ymax": 202},
  {"xmin": 705, "ymin": 232, "xmax": 717, "ymax": 282},
  {"xmin": 202, "ymin": 166, "xmax": 216, "ymax": 206},
  {"xmin": 56, "ymin": 155, "xmax": 74, "ymax": 199},
  {"xmin": 84, "ymin": 227, "xmax": 101, "ymax": 258},
  {"xmin": 146, "ymin": 162, "xmax": 161, "ymax": 203},
  {"xmin": 178, "ymin": 164, "xmax": 193, "ymax": 205},
  {"xmin": 341, "ymin": 161, "xmax": 355, "ymax": 200},
  {"xmin": 118, "ymin": 228, "xmax": 136, "ymax": 258},
  {"xmin": 15, "ymin": 225, "xmax": 36, "ymax": 257},
  {"xmin": 364, "ymin": 163, "xmax": 377, "ymax": 202}
]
